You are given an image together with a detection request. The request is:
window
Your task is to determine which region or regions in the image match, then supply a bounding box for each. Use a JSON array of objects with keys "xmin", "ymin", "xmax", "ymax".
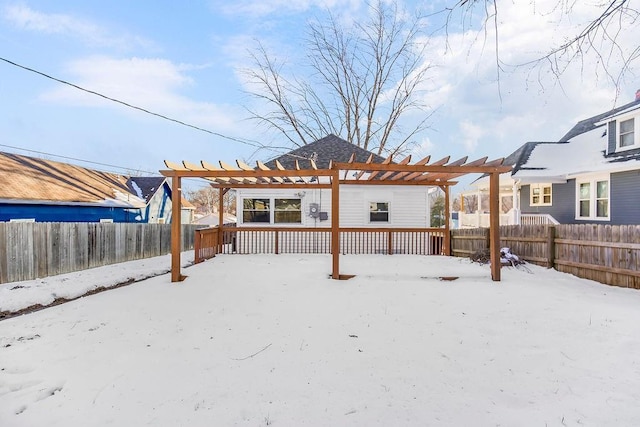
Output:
[
  {"xmin": 242, "ymin": 198, "xmax": 270, "ymax": 223},
  {"xmin": 596, "ymin": 180, "xmax": 609, "ymax": 218},
  {"xmin": 274, "ymin": 198, "xmax": 302, "ymax": 223},
  {"xmin": 619, "ymin": 118, "xmax": 635, "ymax": 148},
  {"xmin": 576, "ymin": 176, "xmax": 609, "ymax": 220},
  {"xmin": 370, "ymin": 202, "xmax": 389, "ymax": 222},
  {"xmin": 242, "ymin": 198, "xmax": 302, "ymax": 223},
  {"xmin": 530, "ymin": 184, "xmax": 552, "ymax": 206},
  {"xmin": 579, "ymin": 183, "xmax": 591, "ymax": 217}
]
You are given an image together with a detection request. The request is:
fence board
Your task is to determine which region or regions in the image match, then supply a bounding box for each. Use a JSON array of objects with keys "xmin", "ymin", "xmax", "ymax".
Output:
[
  {"xmin": 451, "ymin": 224, "xmax": 640, "ymax": 289},
  {"xmin": 0, "ymin": 222, "xmax": 200, "ymax": 284}
]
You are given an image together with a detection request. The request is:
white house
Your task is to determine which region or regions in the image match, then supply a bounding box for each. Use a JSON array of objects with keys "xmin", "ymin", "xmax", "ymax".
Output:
[{"xmin": 235, "ymin": 135, "xmax": 433, "ymax": 230}]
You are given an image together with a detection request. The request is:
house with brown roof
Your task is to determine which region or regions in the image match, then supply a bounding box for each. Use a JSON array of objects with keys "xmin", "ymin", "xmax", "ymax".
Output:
[{"xmin": 0, "ymin": 151, "xmax": 190, "ymax": 223}]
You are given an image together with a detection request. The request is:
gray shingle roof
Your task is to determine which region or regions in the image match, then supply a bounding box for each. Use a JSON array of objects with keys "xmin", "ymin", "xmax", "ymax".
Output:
[
  {"xmin": 264, "ymin": 134, "xmax": 387, "ymax": 169},
  {"xmin": 126, "ymin": 177, "xmax": 167, "ymax": 203},
  {"xmin": 504, "ymin": 97, "xmax": 640, "ymax": 175},
  {"xmin": 559, "ymin": 98, "xmax": 640, "ymax": 141}
]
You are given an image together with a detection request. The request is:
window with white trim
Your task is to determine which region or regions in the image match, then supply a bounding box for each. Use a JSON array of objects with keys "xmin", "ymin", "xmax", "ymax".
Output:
[
  {"xmin": 619, "ymin": 118, "xmax": 635, "ymax": 148},
  {"xmin": 274, "ymin": 198, "xmax": 302, "ymax": 223},
  {"xmin": 369, "ymin": 202, "xmax": 389, "ymax": 222},
  {"xmin": 242, "ymin": 198, "xmax": 302, "ymax": 224},
  {"xmin": 530, "ymin": 184, "xmax": 552, "ymax": 206},
  {"xmin": 242, "ymin": 198, "xmax": 270, "ymax": 223},
  {"xmin": 576, "ymin": 176, "xmax": 609, "ymax": 220}
]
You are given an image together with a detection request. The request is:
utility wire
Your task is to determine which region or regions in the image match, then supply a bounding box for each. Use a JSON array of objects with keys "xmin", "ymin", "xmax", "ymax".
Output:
[
  {"xmin": 0, "ymin": 143, "xmax": 158, "ymax": 175},
  {"xmin": 0, "ymin": 143, "xmax": 216, "ymax": 190},
  {"xmin": 0, "ymin": 56, "xmax": 275, "ymax": 151}
]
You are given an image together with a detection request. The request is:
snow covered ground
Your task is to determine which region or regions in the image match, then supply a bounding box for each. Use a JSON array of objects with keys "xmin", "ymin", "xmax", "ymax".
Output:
[
  {"xmin": 1, "ymin": 254, "xmax": 639, "ymax": 426},
  {"xmin": 0, "ymin": 252, "xmax": 195, "ymax": 314}
]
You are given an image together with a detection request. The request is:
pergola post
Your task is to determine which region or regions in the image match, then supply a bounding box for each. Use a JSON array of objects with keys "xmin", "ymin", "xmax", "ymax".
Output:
[
  {"xmin": 489, "ymin": 171, "xmax": 501, "ymax": 281},
  {"xmin": 218, "ymin": 187, "xmax": 225, "ymax": 254},
  {"xmin": 331, "ymin": 170, "xmax": 340, "ymax": 279},
  {"xmin": 442, "ymin": 185, "xmax": 451, "ymax": 255},
  {"xmin": 171, "ymin": 176, "xmax": 185, "ymax": 282}
]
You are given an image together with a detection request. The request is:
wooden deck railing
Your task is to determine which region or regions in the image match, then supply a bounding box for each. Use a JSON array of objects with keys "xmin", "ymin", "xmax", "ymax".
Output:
[
  {"xmin": 194, "ymin": 227, "xmax": 219, "ymax": 264},
  {"xmin": 520, "ymin": 213, "xmax": 560, "ymax": 225},
  {"xmin": 194, "ymin": 226, "xmax": 446, "ymax": 262}
]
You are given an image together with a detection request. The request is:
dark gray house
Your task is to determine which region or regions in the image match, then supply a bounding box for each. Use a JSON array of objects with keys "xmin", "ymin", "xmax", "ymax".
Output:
[{"xmin": 509, "ymin": 92, "xmax": 640, "ymax": 225}]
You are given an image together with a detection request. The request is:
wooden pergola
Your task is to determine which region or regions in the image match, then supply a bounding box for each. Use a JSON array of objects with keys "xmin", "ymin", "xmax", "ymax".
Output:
[{"xmin": 160, "ymin": 154, "xmax": 512, "ymax": 282}]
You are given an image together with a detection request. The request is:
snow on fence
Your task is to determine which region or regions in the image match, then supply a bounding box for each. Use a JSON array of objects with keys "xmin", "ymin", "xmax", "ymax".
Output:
[
  {"xmin": 0, "ymin": 222, "xmax": 202, "ymax": 284},
  {"xmin": 451, "ymin": 224, "xmax": 640, "ymax": 289}
]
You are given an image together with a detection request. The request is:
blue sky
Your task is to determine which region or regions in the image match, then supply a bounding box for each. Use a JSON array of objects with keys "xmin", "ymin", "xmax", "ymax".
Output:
[{"xmin": 1, "ymin": 0, "xmax": 638, "ymax": 192}]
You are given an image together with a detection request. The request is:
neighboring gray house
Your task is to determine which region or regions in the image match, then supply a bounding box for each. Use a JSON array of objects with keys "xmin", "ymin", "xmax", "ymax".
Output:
[{"xmin": 508, "ymin": 91, "xmax": 640, "ymax": 225}]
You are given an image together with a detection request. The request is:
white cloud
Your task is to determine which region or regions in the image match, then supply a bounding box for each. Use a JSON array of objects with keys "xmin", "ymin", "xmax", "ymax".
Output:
[
  {"xmin": 457, "ymin": 120, "xmax": 484, "ymax": 152},
  {"xmin": 415, "ymin": 0, "xmax": 639, "ymax": 161},
  {"xmin": 41, "ymin": 56, "xmax": 240, "ymax": 131},
  {"xmin": 412, "ymin": 136, "xmax": 435, "ymax": 158},
  {"xmin": 211, "ymin": 0, "xmax": 362, "ymax": 17},
  {"xmin": 2, "ymin": 4, "xmax": 154, "ymax": 50}
]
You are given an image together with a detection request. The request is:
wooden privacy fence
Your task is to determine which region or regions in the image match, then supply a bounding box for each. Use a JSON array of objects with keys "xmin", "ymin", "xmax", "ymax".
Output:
[
  {"xmin": 194, "ymin": 227, "xmax": 446, "ymax": 263},
  {"xmin": 451, "ymin": 224, "xmax": 640, "ymax": 289},
  {"xmin": 0, "ymin": 222, "xmax": 202, "ymax": 284},
  {"xmin": 554, "ymin": 224, "xmax": 640, "ymax": 289}
]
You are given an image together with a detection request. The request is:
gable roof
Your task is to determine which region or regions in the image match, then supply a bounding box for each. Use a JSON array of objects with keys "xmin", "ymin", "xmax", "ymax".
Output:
[
  {"xmin": 559, "ymin": 98, "xmax": 640, "ymax": 141},
  {"xmin": 127, "ymin": 176, "xmax": 167, "ymax": 203},
  {"xmin": 512, "ymin": 126, "xmax": 640, "ymax": 183},
  {"xmin": 502, "ymin": 97, "xmax": 640, "ymax": 179},
  {"xmin": 0, "ymin": 151, "xmax": 146, "ymax": 207},
  {"xmin": 264, "ymin": 134, "xmax": 387, "ymax": 169}
]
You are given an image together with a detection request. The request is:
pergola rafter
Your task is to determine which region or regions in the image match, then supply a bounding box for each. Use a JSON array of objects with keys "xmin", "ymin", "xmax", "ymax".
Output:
[{"xmin": 161, "ymin": 153, "xmax": 512, "ymax": 283}]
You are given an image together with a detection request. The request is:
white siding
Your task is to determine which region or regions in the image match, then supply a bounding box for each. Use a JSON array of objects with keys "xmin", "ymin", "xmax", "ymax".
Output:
[
  {"xmin": 236, "ymin": 186, "xmax": 431, "ymax": 228},
  {"xmin": 147, "ymin": 190, "xmax": 168, "ymax": 223}
]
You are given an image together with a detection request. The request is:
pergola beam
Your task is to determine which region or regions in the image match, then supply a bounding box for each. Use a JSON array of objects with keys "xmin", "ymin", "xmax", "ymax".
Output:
[
  {"xmin": 210, "ymin": 183, "xmax": 333, "ymax": 189},
  {"xmin": 332, "ymin": 162, "xmax": 511, "ymax": 174},
  {"xmin": 160, "ymin": 169, "xmax": 335, "ymax": 178}
]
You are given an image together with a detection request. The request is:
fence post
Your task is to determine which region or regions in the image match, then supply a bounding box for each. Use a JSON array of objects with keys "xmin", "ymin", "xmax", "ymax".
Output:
[
  {"xmin": 194, "ymin": 229, "xmax": 202, "ymax": 264},
  {"xmin": 387, "ymin": 230, "xmax": 393, "ymax": 255},
  {"xmin": 275, "ymin": 230, "xmax": 279, "ymax": 255},
  {"xmin": 485, "ymin": 228, "xmax": 491, "ymax": 249},
  {"xmin": 546, "ymin": 226, "xmax": 556, "ymax": 268}
]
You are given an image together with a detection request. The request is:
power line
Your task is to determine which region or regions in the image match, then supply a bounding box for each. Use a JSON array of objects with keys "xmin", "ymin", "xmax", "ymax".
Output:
[
  {"xmin": 0, "ymin": 143, "xmax": 157, "ymax": 175},
  {"xmin": 0, "ymin": 55, "xmax": 297, "ymax": 189},
  {"xmin": 0, "ymin": 143, "xmax": 217, "ymax": 190},
  {"xmin": 0, "ymin": 56, "xmax": 277, "ymax": 151}
]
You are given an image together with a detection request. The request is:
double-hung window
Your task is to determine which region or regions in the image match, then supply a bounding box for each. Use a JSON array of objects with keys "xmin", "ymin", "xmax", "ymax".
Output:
[
  {"xmin": 576, "ymin": 176, "xmax": 609, "ymax": 220},
  {"xmin": 242, "ymin": 198, "xmax": 302, "ymax": 224},
  {"xmin": 242, "ymin": 198, "xmax": 270, "ymax": 223},
  {"xmin": 530, "ymin": 184, "xmax": 552, "ymax": 206},
  {"xmin": 274, "ymin": 199, "xmax": 302, "ymax": 223},
  {"xmin": 369, "ymin": 202, "xmax": 389, "ymax": 222},
  {"xmin": 619, "ymin": 118, "xmax": 635, "ymax": 148}
]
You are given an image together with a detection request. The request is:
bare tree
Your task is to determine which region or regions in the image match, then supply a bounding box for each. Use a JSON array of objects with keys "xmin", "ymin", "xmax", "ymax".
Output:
[
  {"xmin": 452, "ymin": 194, "xmax": 475, "ymax": 213},
  {"xmin": 441, "ymin": 0, "xmax": 640, "ymax": 92},
  {"xmin": 187, "ymin": 187, "xmax": 236, "ymax": 215},
  {"xmin": 244, "ymin": 0, "xmax": 434, "ymax": 156}
]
